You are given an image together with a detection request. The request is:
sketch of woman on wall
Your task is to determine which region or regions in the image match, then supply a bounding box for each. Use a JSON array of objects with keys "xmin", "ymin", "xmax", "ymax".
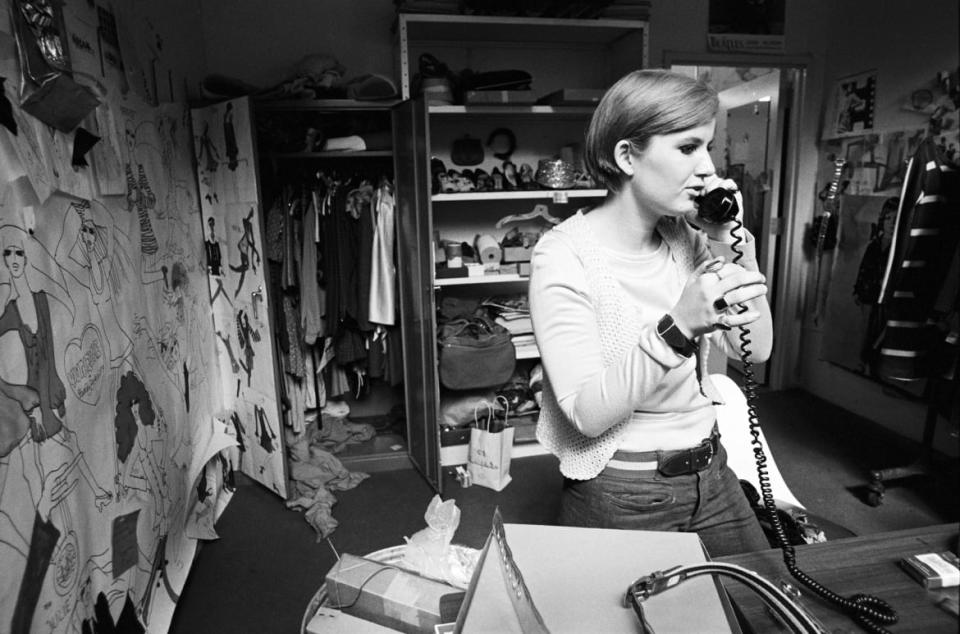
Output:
[
  {"xmin": 114, "ymin": 371, "xmax": 170, "ymax": 536},
  {"xmin": 0, "ymin": 225, "xmax": 111, "ymax": 633},
  {"xmin": 55, "ymin": 200, "xmax": 136, "ymax": 369}
]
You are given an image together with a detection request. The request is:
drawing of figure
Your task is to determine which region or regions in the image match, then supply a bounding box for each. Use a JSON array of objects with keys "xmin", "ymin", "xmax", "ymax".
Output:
[
  {"xmin": 114, "ymin": 371, "xmax": 169, "ymax": 535},
  {"xmin": 196, "ymin": 121, "xmax": 221, "ymax": 175},
  {"xmin": 207, "ymin": 216, "xmax": 232, "ymax": 307},
  {"xmin": 132, "ymin": 261, "xmax": 209, "ymax": 404},
  {"xmin": 204, "ymin": 216, "xmax": 223, "ymax": 277},
  {"xmin": 0, "ymin": 226, "xmax": 111, "ymax": 633},
  {"xmin": 55, "ymin": 201, "xmax": 136, "ymax": 369},
  {"xmin": 228, "ymin": 207, "xmax": 260, "ymax": 297},
  {"xmin": 123, "ymin": 122, "xmax": 167, "ymax": 287},
  {"xmin": 235, "ymin": 308, "xmax": 259, "ymax": 387},
  {"xmin": 219, "ymin": 412, "xmax": 240, "ymax": 492},
  {"xmin": 223, "ymin": 102, "xmax": 239, "ymax": 171}
]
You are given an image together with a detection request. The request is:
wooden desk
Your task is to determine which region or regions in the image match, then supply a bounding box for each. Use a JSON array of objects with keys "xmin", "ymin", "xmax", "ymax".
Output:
[{"xmin": 716, "ymin": 524, "xmax": 959, "ymax": 633}]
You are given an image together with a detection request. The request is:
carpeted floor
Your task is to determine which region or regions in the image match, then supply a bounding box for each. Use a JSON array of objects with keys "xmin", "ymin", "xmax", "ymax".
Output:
[{"xmin": 168, "ymin": 388, "xmax": 957, "ymax": 634}]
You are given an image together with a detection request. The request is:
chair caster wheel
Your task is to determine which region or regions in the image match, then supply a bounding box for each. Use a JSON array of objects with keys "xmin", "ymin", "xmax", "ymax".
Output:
[{"xmin": 866, "ymin": 481, "xmax": 885, "ymax": 507}]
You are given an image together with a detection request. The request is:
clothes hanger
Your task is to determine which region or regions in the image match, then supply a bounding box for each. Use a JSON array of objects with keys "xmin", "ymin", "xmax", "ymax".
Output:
[{"xmin": 494, "ymin": 203, "xmax": 561, "ymax": 229}]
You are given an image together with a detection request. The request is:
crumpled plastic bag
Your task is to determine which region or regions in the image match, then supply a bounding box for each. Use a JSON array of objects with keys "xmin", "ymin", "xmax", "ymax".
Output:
[{"xmin": 401, "ymin": 494, "xmax": 467, "ymax": 586}]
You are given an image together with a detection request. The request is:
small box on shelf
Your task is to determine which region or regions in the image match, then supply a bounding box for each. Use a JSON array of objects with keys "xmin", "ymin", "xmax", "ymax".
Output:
[
  {"xmin": 503, "ymin": 245, "xmax": 534, "ymax": 263},
  {"xmin": 435, "ymin": 266, "xmax": 468, "ymax": 280}
]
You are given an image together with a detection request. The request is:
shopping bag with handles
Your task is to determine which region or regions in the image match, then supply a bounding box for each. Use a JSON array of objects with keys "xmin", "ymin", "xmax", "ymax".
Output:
[{"xmin": 467, "ymin": 397, "xmax": 514, "ymax": 492}]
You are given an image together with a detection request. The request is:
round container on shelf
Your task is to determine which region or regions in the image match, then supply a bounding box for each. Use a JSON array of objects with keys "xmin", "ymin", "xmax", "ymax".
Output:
[
  {"xmin": 534, "ymin": 158, "xmax": 576, "ymax": 189},
  {"xmin": 422, "ymin": 78, "xmax": 454, "ymax": 105}
]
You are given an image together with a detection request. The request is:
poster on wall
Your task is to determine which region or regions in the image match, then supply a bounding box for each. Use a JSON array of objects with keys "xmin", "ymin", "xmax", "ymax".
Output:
[
  {"xmin": 707, "ymin": 0, "xmax": 786, "ymax": 53},
  {"xmin": 824, "ymin": 70, "xmax": 878, "ymax": 139}
]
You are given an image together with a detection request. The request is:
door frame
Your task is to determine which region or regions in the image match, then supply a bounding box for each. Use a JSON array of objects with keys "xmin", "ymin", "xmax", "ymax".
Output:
[{"xmin": 663, "ymin": 51, "xmax": 811, "ymax": 391}]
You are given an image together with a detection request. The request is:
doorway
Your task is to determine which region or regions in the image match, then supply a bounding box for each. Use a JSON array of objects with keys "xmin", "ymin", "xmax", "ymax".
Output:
[{"xmin": 670, "ymin": 62, "xmax": 805, "ymax": 387}]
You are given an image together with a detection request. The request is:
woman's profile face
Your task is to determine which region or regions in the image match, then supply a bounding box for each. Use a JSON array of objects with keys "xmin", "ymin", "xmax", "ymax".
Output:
[
  {"xmin": 3, "ymin": 242, "xmax": 25, "ymax": 278},
  {"xmin": 626, "ymin": 120, "xmax": 718, "ymax": 218},
  {"xmin": 80, "ymin": 221, "xmax": 97, "ymax": 250}
]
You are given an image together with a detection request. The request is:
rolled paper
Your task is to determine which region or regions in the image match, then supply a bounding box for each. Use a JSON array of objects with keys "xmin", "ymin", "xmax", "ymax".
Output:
[{"xmin": 474, "ymin": 233, "xmax": 502, "ymax": 263}]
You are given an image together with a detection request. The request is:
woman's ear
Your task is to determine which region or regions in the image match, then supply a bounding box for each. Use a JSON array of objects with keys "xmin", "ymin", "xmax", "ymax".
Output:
[{"xmin": 613, "ymin": 140, "xmax": 635, "ymax": 176}]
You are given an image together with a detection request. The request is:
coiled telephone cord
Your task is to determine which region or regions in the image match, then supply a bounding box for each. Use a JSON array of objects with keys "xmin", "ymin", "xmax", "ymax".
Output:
[{"xmin": 728, "ymin": 219, "xmax": 897, "ymax": 634}]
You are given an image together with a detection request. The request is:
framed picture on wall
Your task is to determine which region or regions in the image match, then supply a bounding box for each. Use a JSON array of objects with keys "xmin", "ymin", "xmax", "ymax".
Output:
[
  {"xmin": 707, "ymin": 0, "xmax": 786, "ymax": 53},
  {"xmin": 825, "ymin": 70, "xmax": 878, "ymax": 138}
]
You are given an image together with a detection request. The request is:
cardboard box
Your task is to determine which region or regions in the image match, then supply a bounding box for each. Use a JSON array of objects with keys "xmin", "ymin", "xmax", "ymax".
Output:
[
  {"xmin": 325, "ymin": 554, "xmax": 465, "ymax": 633},
  {"xmin": 502, "ymin": 245, "xmax": 534, "ymax": 263}
]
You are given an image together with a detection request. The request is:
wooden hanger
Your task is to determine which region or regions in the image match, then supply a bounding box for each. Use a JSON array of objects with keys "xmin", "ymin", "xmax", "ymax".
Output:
[{"xmin": 495, "ymin": 203, "xmax": 561, "ymax": 229}]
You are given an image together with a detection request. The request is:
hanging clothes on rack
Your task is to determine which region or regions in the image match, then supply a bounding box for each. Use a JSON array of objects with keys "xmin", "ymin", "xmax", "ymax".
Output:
[
  {"xmin": 873, "ymin": 135, "xmax": 960, "ymax": 383},
  {"xmin": 301, "ymin": 185, "xmax": 326, "ymax": 345},
  {"xmin": 369, "ymin": 178, "xmax": 398, "ymax": 326}
]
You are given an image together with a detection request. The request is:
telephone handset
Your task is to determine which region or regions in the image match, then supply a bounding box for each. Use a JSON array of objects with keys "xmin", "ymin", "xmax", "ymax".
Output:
[{"xmin": 696, "ymin": 187, "xmax": 739, "ymax": 224}]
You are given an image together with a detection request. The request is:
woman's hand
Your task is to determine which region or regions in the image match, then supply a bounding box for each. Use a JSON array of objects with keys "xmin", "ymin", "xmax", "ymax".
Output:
[{"xmin": 670, "ymin": 257, "xmax": 768, "ymax": 338}]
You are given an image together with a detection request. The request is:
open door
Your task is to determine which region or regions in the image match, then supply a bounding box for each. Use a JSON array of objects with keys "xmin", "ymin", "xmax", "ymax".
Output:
[
  {"xmin": 671, "ymin": 64, "xmax": 801, "ymax": 386},
  {"xmin": 191, "ymin": 97, "xmax": 288, "ymax": 498},
  {"xmin": 393, "ymin": 97, "xmax": 442, "ymax": 492}
]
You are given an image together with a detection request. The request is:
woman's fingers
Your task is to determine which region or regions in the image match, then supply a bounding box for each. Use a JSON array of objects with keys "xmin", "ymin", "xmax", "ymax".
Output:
[
  {"xmin": 716, "ymin": 309, "xmax": 761, "ymax": 329},
  {"xmin": 719, "ymin": 282, "xmax": 768, "ymax": 306}
]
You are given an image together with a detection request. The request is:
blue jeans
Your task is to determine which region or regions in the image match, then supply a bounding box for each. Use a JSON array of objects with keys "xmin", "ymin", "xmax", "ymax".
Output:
[{"xmin": 559, "ymin": 443, "xmax": 768, "ymax": 557}]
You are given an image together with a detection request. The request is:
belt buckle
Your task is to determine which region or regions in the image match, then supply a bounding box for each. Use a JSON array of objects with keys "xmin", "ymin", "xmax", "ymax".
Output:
[{"xmin": 691, "ymin": 440, "xmax": 714, "ymax": 472}]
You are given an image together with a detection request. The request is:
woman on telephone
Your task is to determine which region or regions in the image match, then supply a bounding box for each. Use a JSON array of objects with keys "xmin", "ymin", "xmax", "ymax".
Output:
[{"xmin": 529, "ymin": 69, "xmax": 773, "ymax": 557}]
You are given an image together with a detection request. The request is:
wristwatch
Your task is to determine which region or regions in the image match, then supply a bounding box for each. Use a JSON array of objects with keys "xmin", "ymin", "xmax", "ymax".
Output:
[{"xmin": 656, "ymin": 314, "xmax": 698, "ymax": 358}]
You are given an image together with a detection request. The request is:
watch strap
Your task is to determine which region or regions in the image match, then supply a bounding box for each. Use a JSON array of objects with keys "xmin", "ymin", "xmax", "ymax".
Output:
[{"xmin": 656, "ymin": 314, "xmax": 697, "ymax": 358}]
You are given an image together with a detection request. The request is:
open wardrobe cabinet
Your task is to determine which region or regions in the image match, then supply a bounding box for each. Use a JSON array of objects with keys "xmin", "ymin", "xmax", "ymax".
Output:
[
  {"xmin": 190, "ymin": 96, "xmax": 407, "ymax": 499},
  {"xmin": 392, "ymin": 13, "xmax": 649, "ymax": 492}
]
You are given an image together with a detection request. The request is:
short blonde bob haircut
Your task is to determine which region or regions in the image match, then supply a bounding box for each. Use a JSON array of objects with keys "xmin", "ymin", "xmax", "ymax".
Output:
[{"xmin": 584, "ymin": 69, "xmax": 719, "ymax": 193}]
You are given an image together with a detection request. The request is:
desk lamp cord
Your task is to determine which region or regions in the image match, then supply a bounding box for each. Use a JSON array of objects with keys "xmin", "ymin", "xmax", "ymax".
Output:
[{"xmin": 728, "ymin": 219, "xmax": 898, "ymax": 634}]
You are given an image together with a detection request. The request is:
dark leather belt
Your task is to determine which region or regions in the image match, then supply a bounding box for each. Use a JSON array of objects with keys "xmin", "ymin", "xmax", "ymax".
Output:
[
  {"xmin": 605, "ymin": 428, "xmax": 720, "ymax": 479},
  {"xmin": 657, "ymin": 431, "xmax": 719, "ymax": 477}
]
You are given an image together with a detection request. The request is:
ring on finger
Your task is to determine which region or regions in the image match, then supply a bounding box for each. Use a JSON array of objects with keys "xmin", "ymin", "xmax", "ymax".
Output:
[
  {"xmin": 715, "ymin": 313, "xmax": 731, "ymax": 331},
  {"xmin": 713, "ymin": 296, "xmax": 729, "ymax": 311}
]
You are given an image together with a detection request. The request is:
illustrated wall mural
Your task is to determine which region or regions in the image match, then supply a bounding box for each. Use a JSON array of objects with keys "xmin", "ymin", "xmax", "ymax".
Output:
[
  {"xmin": 191, "ymin": 97, "xmax": 287, "ymax": 499},
  {"xmin": 0, "ymin": 3, "xmax": 243, "ymax": 632}
]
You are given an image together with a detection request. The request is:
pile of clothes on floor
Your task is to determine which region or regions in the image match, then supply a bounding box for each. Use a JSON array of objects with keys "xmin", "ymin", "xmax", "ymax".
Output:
[{"xmin": 284, "ymin": 402, "xmax": 377, "ymax": 540}]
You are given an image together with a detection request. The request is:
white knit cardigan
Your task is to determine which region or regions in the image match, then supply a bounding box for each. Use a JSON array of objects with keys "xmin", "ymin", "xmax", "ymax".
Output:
[{"xmin": 534, "ymin": 210, "xmax": 719, "ymax": 480}]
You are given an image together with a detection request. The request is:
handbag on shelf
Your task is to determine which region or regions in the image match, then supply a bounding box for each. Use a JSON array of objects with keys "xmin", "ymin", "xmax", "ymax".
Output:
[{"xmin": 437, "ymin": 315, "xmax": 516, "ymax": 391}]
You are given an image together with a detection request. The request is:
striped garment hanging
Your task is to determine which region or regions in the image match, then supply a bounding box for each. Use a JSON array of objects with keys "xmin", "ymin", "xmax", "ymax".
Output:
[{"xmin": 874, "ymin": 136, "xmax": 959, "ymax": 382}]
